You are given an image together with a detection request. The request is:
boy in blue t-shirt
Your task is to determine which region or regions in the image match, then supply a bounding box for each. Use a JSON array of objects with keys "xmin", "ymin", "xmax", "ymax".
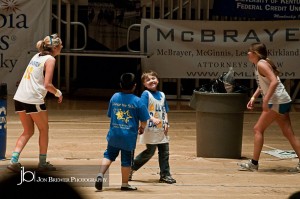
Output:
[{"xmin": 95, "ymin": 73, "xmax": 150, "ymax": 191}]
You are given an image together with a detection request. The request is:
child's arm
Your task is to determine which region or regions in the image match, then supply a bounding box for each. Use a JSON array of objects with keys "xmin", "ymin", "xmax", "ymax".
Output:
[
  {"xmin": 164, "ymin": 113, "xmax": 169, "ymax": 135},
  {"xmin": 163, "ymin": 96, "xmax": 170, "ymax": 135},
  {"xmin": 150, "ymin": 116, "xmax": 161, "ymax": 125},
  {"xmin": 138, "ymin": 121, "xmax": 147, "ymax": 135}
]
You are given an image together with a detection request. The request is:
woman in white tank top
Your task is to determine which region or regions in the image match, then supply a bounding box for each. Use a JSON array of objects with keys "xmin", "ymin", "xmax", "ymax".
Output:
[
  {"xmin": 238, "ymin": 42, "xmax": 300, "ymax": 173},
  {"xmin": 7, "ymin": 34, "xmax": 63, "ymax": 172}
]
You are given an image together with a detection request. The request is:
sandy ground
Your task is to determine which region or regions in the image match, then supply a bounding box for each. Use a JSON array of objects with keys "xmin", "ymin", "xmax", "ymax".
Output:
[{"xmin": 1, "ymin": 95, "xmax": 300, "ymax": 199}]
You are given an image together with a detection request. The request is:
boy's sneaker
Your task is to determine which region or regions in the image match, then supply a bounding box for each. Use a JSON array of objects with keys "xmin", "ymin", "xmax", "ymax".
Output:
[
  {"xmin": 238, "ymin": 160, "xmax": 258, "ymax": 171},
  {"xmin": 159, "ymin": 176, "xmax": 176, "ymax": 184},
  {"xmin": 288, "ymin": 162, "xmax": 300, "ymax": 173},
  {"xmin": 7, "ymin": 162, "xmax": 22, "ymax": 173},
  {"xmin": 121, "ymin": 185, "xmax": 137, "ymax": 191},
  {"xmin": 95, "ymin": 175, "xmax": 103, "ymax": 191},
  {"xmin": 129, "ymin": 169, "xmax": 135, "ymax": 181},
  {"xmin": 37, "ymin": 162, "xmax": 56, "ymax": 172}
]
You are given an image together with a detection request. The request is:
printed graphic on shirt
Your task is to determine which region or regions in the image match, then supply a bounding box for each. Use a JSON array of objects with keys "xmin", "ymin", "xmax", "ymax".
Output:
[
  {"xmin": 115, "ymin": 109, "xmax": 132, "ymax": 123},
  {"xmin": 23, "ymin": 66, "xmax": 33, "ymax": 79},
  {"xmin": 23, "ymin": 58, "xmax": 43, "ymax": 80},
  {"xmin": 148, "ymin": 103, "xmax": 166, "ymax": 129}
]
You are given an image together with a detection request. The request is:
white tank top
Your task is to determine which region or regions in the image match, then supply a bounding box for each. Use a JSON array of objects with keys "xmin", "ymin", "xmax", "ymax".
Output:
[
  {"xmin": 255, "ymin": 60, "xmax": 291, "ymax": 104},
  {"xmin": 139, "ymin": 91, "xmax": 169, "ymax": 144},
  {"xmin": 14, "ymin": 53, "xmax": 52, "ymax": 104}
]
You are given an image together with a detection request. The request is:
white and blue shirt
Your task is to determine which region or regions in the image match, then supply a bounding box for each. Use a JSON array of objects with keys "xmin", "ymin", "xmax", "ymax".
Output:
[
  {"xmin": 139, "ymin": 90, "xmax": 170, "ymax": 144},
  {"xmin": 14, "ymin": 53, "xmax": 52, "ymax": 104}
]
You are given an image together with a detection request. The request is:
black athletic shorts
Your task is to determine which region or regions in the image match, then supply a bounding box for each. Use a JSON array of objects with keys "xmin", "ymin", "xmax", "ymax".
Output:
[{"xmin": 14, "ymin": 100, "xmax": 47, "ymax": 114}]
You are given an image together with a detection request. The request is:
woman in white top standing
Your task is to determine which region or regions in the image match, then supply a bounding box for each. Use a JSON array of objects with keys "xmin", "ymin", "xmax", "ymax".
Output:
[
  {"xmin": 238, "ymin": 42, "xmax": 300, "ymax": 172},
  {"xmin": 8, "ymin": 34, "xmax": 63, "ymax": 172}
]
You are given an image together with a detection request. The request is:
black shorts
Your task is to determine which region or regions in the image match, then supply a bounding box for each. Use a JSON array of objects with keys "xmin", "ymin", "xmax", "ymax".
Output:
[{"xmin": 14, "ymin": 100, "xmax": 47, "ymax": 114}]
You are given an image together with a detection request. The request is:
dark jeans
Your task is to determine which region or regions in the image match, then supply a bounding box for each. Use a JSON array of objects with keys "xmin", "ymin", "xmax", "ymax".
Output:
[{"xmin": 132, "ymin": 143, "xmax": 171, "ymax": 177}]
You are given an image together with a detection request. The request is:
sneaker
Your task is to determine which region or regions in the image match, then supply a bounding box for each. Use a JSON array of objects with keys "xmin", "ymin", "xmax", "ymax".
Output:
[
  {"xmin": 7, "ymin": 162, "xmax": 22, "ymax": 173},
  {"xmin": 121, "ymin": 185, "xmax": 137, "ymax": 191},
  {"xmin": 37, "ymin": 162, "xmax": 56, "ymax": 172},
  {"xmin": 288, "ymin": 162, "xmax": 300, "ymax": 173},
  {"xmin": 159, "ymin": 176, "xmax": 176, "ymax": 184},
  {"xmin": 95, "ymin": 175, "xmax": 103, "ymax": 191},
  {"xmin": 129, "ymin": 169, "xmax": 135, "ymax": 181},
  {"xmin": 238, "ymin": 160, "xmax": 258, "ymax": 171}
]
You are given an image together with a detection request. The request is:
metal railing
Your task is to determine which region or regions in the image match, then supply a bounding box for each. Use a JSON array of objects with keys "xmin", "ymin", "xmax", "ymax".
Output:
[
  {"xmin": 52, "ymin": 13, "xmax": 87, "ymax": 50},
  {"xmin": 53, "ymin": 0, "xmax": 152, "ymax": 93}
]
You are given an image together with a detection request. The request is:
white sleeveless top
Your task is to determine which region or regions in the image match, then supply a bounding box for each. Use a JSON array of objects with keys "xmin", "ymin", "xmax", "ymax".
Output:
[
  {"xmin": 255, "ymin": 60, "xmax": 291, "ymax": 104},
  {"xmin": 139, "ymin": 91, "xmax": 169, "ymax": 144},
  {"xmin": 14, "ymin": 53, "xmax": 52, "ymax": 104}
]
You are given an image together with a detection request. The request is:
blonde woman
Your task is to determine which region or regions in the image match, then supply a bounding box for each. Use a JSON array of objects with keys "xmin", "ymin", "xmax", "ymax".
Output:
[{"xmin": 8, "ymin": 34, "xmax": 63, "ymax": 172}]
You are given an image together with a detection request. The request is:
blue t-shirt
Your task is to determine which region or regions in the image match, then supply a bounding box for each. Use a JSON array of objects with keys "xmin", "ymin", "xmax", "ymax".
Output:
[
  {"xmin": 106, "ymin": 92, "xmax": 150, "ymax": 151},
  {"xmin": 140, "ymin": 90, "xmax": 169, "ymax": 112}
]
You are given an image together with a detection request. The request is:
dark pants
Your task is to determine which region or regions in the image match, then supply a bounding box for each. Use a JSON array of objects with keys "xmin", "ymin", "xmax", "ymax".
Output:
[{"xmin": 132, "ymin": 143, "xmax": 171, "ymax": 177}]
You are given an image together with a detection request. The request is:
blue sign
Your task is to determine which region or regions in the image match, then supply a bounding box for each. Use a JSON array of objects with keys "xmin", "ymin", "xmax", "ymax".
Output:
[{"xmin": 212, "ymin": 0, "xmax": 300, "ymax": 20}]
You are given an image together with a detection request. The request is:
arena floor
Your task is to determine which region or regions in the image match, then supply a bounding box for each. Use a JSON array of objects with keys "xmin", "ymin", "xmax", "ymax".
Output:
[{"xmin": 1, "ymin": 95, "xmax": 300, "ymax": 199}]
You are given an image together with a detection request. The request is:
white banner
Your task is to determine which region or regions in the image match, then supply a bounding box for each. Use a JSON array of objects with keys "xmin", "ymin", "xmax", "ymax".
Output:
[
  {"xmin": 0, "ymin": 0, "xmax": 51, "ymax": 94},
  {"xmin": 141, "ymin": 19, "xmax": 300, "ymax": 79}
]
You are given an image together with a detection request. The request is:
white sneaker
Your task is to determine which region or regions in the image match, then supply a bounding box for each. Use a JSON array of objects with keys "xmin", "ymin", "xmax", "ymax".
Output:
[
  {"xmin": 288, "ymin": 162, "xmax": 300, "ymax": 173},
  {"xmin": 238, "ymin": 160, "xmax": 258, "ymax": 171}
]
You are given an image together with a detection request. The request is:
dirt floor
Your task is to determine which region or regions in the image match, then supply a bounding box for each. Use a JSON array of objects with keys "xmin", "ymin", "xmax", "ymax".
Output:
[{"xmin": 1, "ymin": 95, "xmax": 300, "ymax": 199}]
